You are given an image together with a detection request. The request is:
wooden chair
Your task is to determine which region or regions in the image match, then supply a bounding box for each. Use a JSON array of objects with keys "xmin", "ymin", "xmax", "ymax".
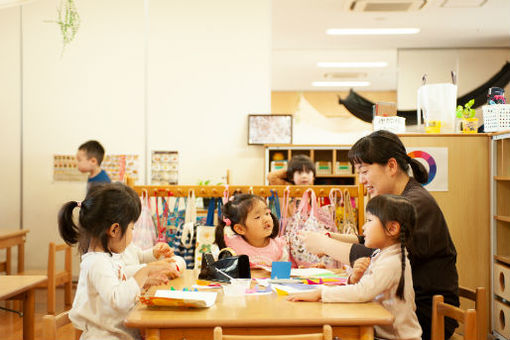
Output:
[
  {"xmin": 213, "ymin": 325, "xmax": 333, "ymax": 340},
  {"xmin": 458, "ymin": 286, "xmax": 487, "ymax": 340},
  {"xmin": 431, "ymin": 295, "xmax": 477, "ymax": 340},
  {"xmin": 21, "ymin": 242, "xmax": 73, "ymax": 314},
  {"xmin": 42, "ymin": 311, "xmax": 82, "ymax": 340}
]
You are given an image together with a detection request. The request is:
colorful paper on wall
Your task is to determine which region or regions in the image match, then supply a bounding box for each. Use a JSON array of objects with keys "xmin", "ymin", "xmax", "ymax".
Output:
[{"xmin": 53, "ymin": 154, "xmax": 139, "ymax": 182}]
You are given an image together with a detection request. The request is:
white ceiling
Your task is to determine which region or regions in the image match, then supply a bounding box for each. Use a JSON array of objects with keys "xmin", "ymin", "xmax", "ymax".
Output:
[{"xmin": 272, "ymin": 0, "xmax": 510, "ymax": 91}]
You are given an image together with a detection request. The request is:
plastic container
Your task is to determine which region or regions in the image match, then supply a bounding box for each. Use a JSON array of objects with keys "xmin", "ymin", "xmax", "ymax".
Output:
[{"xmin": 222, "ymin": 279, "xmax": 252, "ymax": 297}]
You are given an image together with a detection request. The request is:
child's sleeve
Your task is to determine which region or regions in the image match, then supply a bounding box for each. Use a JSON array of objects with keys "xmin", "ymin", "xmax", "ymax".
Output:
[
  {"xmin": 267, "ymin": 169, "xmax": 291, "ymax": 185},
  {"xmin": 138, "ymin": 246, "xmax": 157, "ymax": 264},
  {"xmin": 321, "ymin": 257, "xmax": 399, "ymax": 303},
  {"xmin": 88, "ymin": 259, "xmax": 140, "ymax": 313}
]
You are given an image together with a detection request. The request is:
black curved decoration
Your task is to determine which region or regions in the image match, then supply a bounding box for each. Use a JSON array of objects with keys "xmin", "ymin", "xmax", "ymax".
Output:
[{"xmin": 339, "ymin": 62, "xmax": 510, "ymax": 125}]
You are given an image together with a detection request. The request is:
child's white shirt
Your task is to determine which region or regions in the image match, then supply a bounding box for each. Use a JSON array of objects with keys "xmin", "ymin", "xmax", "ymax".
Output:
[
  {"xmin": 321, "ymin": 243, "xmax": 422, "ymax": 340},
  {"xmin": 70, "ymin": 252, "xmax": 141, "ymax": 340},
  {"xmin": 121, "ymin": 243, "xmax": 187, "ymax": 277},
  {"xmin": 121, "ymin": 243, "xmax": 157, "ymax": 277}
]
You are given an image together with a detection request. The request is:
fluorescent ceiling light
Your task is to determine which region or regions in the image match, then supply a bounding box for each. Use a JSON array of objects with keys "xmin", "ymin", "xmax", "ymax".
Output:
[
  {"xmin": 317, "ymin": 61, "xmax": 388, "ymax": 68},
  {"xmin": 312, "ymin": 81, "xmax": 370, "ymax": 87},
  {"xmin": 326, "ymin": 28, "xmax": 420, "ymax": 35}
]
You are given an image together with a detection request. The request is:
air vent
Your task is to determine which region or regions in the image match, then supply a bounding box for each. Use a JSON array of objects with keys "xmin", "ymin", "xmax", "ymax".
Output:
[
  {"xmin": 441, "ymin": 0, "xmax": 487, "ymax": 8},
  {"xmin": 349, "ymin": 0, "xmax": 426, "ymax": 12},
  {"xmin": 323, "ymin": 72, "xmax": 368, "ymax": 79}
]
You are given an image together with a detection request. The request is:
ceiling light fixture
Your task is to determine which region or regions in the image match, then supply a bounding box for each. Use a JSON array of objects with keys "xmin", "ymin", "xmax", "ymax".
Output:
[
  {"xmin": 312, "ymin": 81, "xmax": 370, "ymax": 87},
  {"xmin": 326, "ymin": 28, "xmax": 420, "ymax": 35},
  {"xmin": 317, "ymin": 61, "xmax": 388, "ymax": 68}
]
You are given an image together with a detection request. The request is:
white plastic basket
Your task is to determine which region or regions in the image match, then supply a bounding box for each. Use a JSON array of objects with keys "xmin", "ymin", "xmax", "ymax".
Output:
[
  {"xmin": 482, "ymin": 104, "xmax": 510, "ymax": 132},
  {"xmin": 373, "ymin": 116, "xmax": 406, "ymax": 134}
]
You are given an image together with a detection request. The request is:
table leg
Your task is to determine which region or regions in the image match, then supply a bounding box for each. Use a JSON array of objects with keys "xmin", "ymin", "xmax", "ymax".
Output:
[
  {"xmin": 146, "ymin": 329, "xmax": 160, "ymax": 340},
  {"xmin": 359, "ymin": 326, "xmax": 374, "ymax": 340},
  {"xmin": 23, "ymin": 289, "xmax": 35, "ymax": 340}
]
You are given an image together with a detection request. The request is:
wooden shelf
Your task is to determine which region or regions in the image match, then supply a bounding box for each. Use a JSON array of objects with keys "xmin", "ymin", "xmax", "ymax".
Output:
[
  {"xmin": 495, "ymin": 216, "xmax": 510, "ymax": 223},
  {"xmin": 316, "ymin": 174, "xmax": 356, "ymax": 178},
  {"xmin": 495, "ymin": 255, "xmax": 510, "ymax": 266},
  {"xmin": 495, "ymin": 176, "xmax": 510, "ymax": 181}
]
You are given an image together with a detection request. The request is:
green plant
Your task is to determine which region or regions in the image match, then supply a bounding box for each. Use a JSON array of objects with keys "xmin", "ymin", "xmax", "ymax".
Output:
[
  {"xmin": 47, "ymin": 0, "xmax": 80, "ymax": 54},
  {"xmin": 456, "ymin": 99, "xmax": 476, "ymax": 119},
  {"xmin": 197, "ymin": 180, "xmax": 224, "ymax": 186}
]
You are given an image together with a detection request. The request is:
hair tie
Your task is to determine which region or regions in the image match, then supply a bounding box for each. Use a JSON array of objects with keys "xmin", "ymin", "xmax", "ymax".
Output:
[
  {"xmin": 77, "ymin": 201, "xmax": 82, "ymax": 208},
  {"xmin": 223, "ymin": 217, "xmax": 231, "ymax": 226},
  {"xmin": 405, "ymin": 154, "xmax": 412, "ymax": 163}
]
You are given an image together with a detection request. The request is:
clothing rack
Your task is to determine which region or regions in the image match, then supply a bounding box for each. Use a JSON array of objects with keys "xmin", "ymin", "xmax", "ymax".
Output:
[{"xmin": 128, "ymin": 182, "xmax": 365, "ymax": 233}]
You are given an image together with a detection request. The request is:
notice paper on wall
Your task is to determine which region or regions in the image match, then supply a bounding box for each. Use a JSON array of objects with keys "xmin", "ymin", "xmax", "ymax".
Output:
[
  {"xmin": 53, "ymin": 154, "xmax": 139, "ymax": 182},
  {"xmin": 406, "ymin": 147, "xmax": 448, "ymax": 191}
]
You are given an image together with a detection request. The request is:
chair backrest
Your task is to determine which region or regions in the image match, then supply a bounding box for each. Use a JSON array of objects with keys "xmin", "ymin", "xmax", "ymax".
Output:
[
  {"xmin": 458, "ymin": 286, "xmax": 487, "ymax": 340},
  {"xmin": 431, "ymin": 295, "xmax": 477, "ymax": 340},
  {"xmin": 42, "ymin": 311, "xmax": 82, "ymax": 340},
  {"xmin": 47, "ymin": 242, "xmax": 72, "ymax": 284},
  {"xmin": 213, "ymin": 325, "xmax": 332, "ymax": 340}
]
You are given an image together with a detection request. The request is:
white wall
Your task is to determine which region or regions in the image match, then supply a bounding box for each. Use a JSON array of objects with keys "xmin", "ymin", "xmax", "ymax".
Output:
[
  {"xmin": 147, "ymin": 0, "xmax": 270, "ymax": 186},
  {"xmin": 0, "ymin": 7, "xmax": 21, "ymax": 231},
  {"xmin": 1, "ymin": 0, "xmax": 271, "ymax": 271},
  {"xmin": 397, "ymin": 48, "xmax": 510, "ymax": 110}
]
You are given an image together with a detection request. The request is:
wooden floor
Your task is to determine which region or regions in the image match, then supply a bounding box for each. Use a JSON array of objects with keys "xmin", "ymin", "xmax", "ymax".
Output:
[{"xmin": 0, "ymin": 287, "xmax": 76, "ymax": 340}]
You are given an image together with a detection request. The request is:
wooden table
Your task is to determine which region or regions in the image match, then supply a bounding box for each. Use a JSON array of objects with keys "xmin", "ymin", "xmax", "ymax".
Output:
[
  {"xmin": 0, "ymin": 275, "xmax": 46, "ymax": 340},
  {"xmin": 0, "ymin": 229, "xmax": 29, "ymax": 274},
  {"xmin": 125, "ymin": 270, "xmax": 393, "ymax": 340}
]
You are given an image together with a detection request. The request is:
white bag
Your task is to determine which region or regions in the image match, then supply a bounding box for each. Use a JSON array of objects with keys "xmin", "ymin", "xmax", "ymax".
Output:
[
  {"xmin": 417, "ymin": 83, "xmax": 457, "ymax": 133},
  {"xmin": 132, "ymin": 191, "xmax": 157, "ymax": 250}
]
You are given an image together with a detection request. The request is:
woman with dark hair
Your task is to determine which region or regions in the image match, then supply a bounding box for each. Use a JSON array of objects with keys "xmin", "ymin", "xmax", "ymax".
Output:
[{"xmin": 303, "ymin": 130, "xmax": 459, "ymax": 340}]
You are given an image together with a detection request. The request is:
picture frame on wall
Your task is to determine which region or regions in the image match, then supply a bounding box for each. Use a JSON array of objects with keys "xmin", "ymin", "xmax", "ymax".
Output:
[{"xmin": 248, "ymin": 114, "xmax": 293, "ymax": 145}]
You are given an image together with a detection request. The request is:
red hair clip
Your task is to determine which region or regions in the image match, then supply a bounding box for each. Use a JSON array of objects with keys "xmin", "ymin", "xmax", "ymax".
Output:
[{"xmin": 223, "ymin": 217, "xmax": 231, "ymax": 226}]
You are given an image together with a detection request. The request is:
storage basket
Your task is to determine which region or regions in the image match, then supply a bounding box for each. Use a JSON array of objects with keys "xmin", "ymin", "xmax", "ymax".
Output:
[
  {"xmin": 482, "ymin": 104, "xmax": 510, "ymax": 132},
  {"xmin": 335, "ymin": 162, "xmax": 352, "ymax": 175},
  {"xmin": 373, "ymin": 116, "xmax": 406, "ymax": 133},
  {"xmin": 315, "ymin": 161, "xmax": 332, "ymax": 175}
]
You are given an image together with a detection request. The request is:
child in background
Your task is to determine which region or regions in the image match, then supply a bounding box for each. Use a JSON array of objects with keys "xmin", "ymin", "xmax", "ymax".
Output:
[
  {"xmin": 267, "ymin": 154, "xmax": 315, "ymax": 185},
  {"xmin": 76, "ymin": 140, "xmax": 111, "ymax": 190},
  {"xmin": 288, "ymin": 195, "xmax": 422, "ymax": 340},
  {"xmin": 214, "ymin": 194, "xmax": 289, "ymax": 268},
  {"xmin": 121, "ymin": 242, "xmax": 186, "ymax": 283},
  {"xmin": 58, "ymin": 183, "xmax": 171, "ymax": 340}
]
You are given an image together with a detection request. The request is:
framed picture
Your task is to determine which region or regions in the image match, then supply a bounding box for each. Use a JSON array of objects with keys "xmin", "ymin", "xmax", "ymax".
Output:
[{"xmin": 248, "ymin": 114, "xmax": 293, "ymax": 145}]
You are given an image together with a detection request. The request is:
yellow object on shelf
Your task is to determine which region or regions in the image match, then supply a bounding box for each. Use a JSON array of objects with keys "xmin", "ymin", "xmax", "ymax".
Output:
[
  {"xmin": 461, "ymin": 117, "xmax": 479, "ymax": 134},
  {"xmin": 425, "ymin": 120, "xmax": 441, "ymax": 134}
]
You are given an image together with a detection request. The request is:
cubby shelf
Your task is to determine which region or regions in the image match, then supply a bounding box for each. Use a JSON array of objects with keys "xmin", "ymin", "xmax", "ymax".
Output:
[
  {"xmin": 495, "ymin": 255, "xmax": 510, "ymax": 266},
  {"xmin": 264, "ymin": 145, "xmax": 356, "ymax": 185},
  {"xmin": 495, "ymin": 216, "xmax": 510, "ymax": 223},
  {"xmin": 491, "ymin": 132, "xmax": 510, "ymax": 340}
]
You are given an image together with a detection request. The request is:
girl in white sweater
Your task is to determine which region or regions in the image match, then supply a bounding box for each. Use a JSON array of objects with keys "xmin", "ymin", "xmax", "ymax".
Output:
[
  {"xmin": 58, "ymin": 183, "xmax": 171, "ymax": 340},
  {"xmin": 288, "ymin": 194, "xmax": 422, "ymax": 340}
]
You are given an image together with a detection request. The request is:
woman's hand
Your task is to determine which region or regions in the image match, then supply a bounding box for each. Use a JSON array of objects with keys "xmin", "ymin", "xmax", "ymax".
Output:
[
  {"xmin": 302, "ymin": 232, "xmax": 329, "ymax": 255},
  {"xmin": 153, "ymin": 242, "xmax": 174, "ymax": 259},
  {"xmin": 348, "ymin": 257, "xmax": 370, "ymax": 284},
  {"xmin": 287, "ymin": 289, "xmax": 322, "ymax": 302}
]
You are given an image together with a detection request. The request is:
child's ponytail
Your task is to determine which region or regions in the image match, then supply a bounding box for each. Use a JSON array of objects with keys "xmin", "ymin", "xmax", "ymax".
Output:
[
  {"xmin": 58, "ymin": 201, "xmax": 80, "ymax": 246},
  {"xmin": 214, "ymin": 218, "xmax": 228, "ymax": 250},
  {"xmin": 396, "ymin": 231, "xmax": 407, "ymax": 300}
]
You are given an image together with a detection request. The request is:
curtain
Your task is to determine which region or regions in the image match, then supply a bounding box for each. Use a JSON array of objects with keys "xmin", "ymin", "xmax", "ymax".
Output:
[{"xmin": 338, "ymin": 62, "xmax": 510, "ymax": 125}]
